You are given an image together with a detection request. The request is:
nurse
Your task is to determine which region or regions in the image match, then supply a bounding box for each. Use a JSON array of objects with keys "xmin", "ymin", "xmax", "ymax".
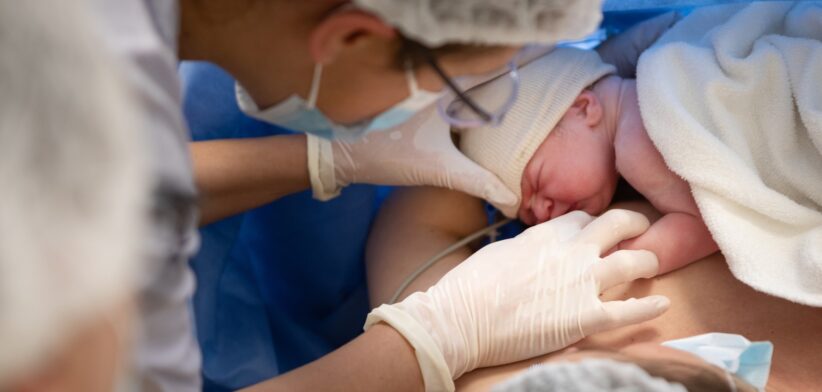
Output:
[{"xmin": 91, "ymin": 0, "xmax": 671, "ymax": 391}]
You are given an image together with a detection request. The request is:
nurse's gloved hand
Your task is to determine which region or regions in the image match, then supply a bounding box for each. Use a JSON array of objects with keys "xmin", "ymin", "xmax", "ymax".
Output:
[
  {"xmin": 365, "ymin": 209, "xmax": 671, "ymax": 391},
  {"xmin": 306, "ymin": 106, "xmax": 517, "ymax": 208}
]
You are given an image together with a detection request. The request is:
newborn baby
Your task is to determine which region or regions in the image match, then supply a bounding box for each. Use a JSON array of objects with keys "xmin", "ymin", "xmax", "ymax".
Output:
[{"xmin": 460, "ymin": 48, "xmax": 717, "ymax": 274}]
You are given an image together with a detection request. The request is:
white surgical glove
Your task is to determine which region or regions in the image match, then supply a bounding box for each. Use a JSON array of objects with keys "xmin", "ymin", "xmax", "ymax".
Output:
[
  {"xmin": 306, "ymin": 106, "xmax": 518, "ymax": 209},
  {"xmin": 365, "ymin": 209, "xmax": 671, "ymax": 391},
  {"xmin": 596, "ymin": 11, "xmax": 680, "ymax": 77}
]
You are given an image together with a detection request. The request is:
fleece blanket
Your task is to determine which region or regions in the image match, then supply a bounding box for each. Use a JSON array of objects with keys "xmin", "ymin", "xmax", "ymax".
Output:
[{"xmin": 636, "ymin": 2, "xmax": 822, "ymax": 306}]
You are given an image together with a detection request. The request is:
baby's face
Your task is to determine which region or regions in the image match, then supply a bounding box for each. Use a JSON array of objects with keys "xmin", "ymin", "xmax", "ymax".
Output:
[{"xmin": 518, "ymin": 109, "xmax": 619, "ymax": 225}]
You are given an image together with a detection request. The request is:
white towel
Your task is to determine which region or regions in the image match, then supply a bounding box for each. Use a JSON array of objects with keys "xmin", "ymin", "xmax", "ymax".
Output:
[{"xmin": 636, "ymin": 2, "xmax": 822, "ymax": 306}]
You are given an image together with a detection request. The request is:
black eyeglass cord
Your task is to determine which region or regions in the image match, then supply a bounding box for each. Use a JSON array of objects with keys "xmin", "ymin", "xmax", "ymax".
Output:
[{"xmin": 399, "ymin": 37, "xmax": 493, "ymax": 122}]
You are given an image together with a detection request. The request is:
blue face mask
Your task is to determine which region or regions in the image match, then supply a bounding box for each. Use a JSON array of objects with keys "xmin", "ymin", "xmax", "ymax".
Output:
[
  {"xmin": 662, "ymin": 333, "xmax": 773, "ymax": 391},
  {"xmin": 236, "ymin": 63, "xmax": 442, "ymax": 141}
]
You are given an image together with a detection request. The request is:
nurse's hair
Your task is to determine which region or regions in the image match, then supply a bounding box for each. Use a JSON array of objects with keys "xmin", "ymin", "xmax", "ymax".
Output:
[{"xmin": 0, "ymin": 0, "xmax": 147, "ymax": 386}]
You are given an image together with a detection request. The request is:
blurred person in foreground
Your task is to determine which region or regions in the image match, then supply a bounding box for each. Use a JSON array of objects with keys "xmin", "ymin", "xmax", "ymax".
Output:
[{"xmin": 0, "ymin": 1, "xmax": 148, "ymax": 391}]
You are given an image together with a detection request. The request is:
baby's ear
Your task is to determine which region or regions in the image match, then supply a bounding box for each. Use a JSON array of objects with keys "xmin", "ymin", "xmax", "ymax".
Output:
[{"xmin": 569, "ymin": 90, "xmax": 603, "ymax": 127}]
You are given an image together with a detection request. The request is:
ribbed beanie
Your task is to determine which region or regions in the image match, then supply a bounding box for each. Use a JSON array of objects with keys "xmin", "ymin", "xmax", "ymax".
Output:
[{"xmin": 460, "ymin": 48, "xmax": 615, "ymax": 216}]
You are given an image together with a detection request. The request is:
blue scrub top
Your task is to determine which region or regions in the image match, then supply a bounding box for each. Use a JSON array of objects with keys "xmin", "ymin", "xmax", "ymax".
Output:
[{"xmin": 180, "ymin": 62, "xmax": 383, "ymax": 391}]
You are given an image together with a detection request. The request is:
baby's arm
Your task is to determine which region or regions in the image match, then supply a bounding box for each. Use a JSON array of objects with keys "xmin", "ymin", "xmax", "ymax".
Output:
[
  {"xmin": 613, "ymin": 100, "xmax": 717, "ymax": 274},
  {"xmin": 618, "ymin": 212, "xmax": 717, "ymax": 274}
]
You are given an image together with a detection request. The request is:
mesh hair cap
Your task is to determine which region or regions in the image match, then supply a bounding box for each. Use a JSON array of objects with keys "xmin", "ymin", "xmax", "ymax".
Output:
[
  {"xmin": 353, "ymin": 0, "xmax": 603, "ymax": 46},
  {"xmin": 492, "ymin": 359, "xmax": 688, "ymax": 392}
]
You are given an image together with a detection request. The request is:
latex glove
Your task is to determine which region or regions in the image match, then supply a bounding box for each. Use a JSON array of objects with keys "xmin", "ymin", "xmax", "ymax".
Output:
[
  {"xmin": 365, "ymin": 209, "xmax": 670, "ymax": 391},
  {"xmin": 596, "ymin": 11, "xmax": 681, "ymax": 77},
  {"xmin": 306, "ymin": 105, "xmax": 517, "ymax": 208}
]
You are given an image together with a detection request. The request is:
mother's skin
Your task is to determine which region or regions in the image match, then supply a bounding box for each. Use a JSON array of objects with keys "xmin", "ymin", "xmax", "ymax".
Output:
[{"xmin": 366, "ymin": 187, "xmax": 822, "ymax": 392}]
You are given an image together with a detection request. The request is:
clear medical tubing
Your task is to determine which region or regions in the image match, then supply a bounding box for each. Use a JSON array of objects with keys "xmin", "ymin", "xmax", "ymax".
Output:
[{"xmin": 388, "ymin": 218, "xmax": 514, "ymax": 304}]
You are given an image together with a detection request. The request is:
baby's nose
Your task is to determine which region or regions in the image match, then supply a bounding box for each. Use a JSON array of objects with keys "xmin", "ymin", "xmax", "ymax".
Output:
[{"xmin": 532, "ymin": 197, "xmax": 553, "ymax": 223}]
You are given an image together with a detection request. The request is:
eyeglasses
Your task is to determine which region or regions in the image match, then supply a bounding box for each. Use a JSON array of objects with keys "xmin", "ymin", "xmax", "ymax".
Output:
[{"xmin": 400, "ymin": 38, "xmax": 521, "ymax": 129}]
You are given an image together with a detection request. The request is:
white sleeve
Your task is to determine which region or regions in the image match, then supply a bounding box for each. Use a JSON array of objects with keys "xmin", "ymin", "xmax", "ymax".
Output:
[{"xmin": 90, "ymin": 1, "xmax": 202, "ymax": 391}]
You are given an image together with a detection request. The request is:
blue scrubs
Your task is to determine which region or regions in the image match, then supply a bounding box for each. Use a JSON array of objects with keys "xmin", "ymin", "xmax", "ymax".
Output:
[{"xmin": 180, "ymin": 62, "xmax": 383, "ymax": 391}]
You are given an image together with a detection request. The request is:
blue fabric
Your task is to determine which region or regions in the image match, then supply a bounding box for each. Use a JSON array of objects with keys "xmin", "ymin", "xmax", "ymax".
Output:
[
  {"xmin": 180, "ymin": 62, "xmax": 382, "ymax": 391},
  {"xmin": 603, "ymin": 0, "xmax": 769, "ymax": 11}
]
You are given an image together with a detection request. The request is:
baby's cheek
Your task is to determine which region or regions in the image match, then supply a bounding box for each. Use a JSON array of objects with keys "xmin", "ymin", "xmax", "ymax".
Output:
[
  {"xmin": 594, "ymin": 192, "xmax": 616, "ymax": 215},
  {"xmin": 518, "ymin": 173, "xmax": 535, "ymax": 223},
  {"xmin": 520, "ymin": 168, "xmax": 534, "ymax": 202}
]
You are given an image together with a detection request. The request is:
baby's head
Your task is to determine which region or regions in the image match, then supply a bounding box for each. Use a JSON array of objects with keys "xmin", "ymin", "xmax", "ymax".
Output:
[{"xmin": 460, "ymin": 48, "xmax": 618, "ymax": 224}]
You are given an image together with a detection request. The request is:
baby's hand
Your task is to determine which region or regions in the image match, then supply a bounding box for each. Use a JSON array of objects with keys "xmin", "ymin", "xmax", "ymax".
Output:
[{"xmin": 618, "ymin": 212, "xmax": 717, "ymax": 274}]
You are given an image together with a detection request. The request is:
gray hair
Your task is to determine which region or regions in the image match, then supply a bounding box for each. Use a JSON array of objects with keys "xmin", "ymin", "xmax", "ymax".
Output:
[
  {"xmin": 0, "ymin": 0, "xmax": 147, "ymax": 384},
  {"xmin": 492, "ymin": 359, "xmax": 688, "ymax": 392}
]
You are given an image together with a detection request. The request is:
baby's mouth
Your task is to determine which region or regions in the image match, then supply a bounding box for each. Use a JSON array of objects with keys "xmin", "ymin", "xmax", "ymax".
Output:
[
  {"xmin": 568, "ymin": 202, "xmax": 579, "ymax": 213},
  {"xmin": 549, "ymin": 201, "xmax": 581, "ymax": 220}
]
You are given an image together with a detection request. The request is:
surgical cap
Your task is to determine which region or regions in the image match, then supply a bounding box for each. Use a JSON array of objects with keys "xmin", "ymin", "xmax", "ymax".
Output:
[
  {"xmin": 0, "ymin": 0, "xmax": 146, "ymax": 385},
  {"xmin": 492, "ymin": 359, "xmax": 688, "ymax": 392},
  {"xmin": 353, "ymin": 0, "xmax": 603, "ymax": 46}
]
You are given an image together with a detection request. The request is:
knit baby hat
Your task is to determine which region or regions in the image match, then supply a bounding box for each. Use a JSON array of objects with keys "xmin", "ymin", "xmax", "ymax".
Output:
[{"xmin": 459, "ymin": 47, "xmax": 615, "ymax": 217}]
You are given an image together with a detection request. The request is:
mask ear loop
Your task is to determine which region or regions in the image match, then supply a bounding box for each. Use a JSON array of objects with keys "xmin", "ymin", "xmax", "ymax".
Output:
[
  {"xmin": 404, "ymin": 60, "xmax": 420, "ymax": 96},
  {"xmin": 723, "ymin": 369, "xmax": 738, "ymax": 392},
  {"xmin": 306, "ymin": 63, "xmax": 323, "ymax": 110}
]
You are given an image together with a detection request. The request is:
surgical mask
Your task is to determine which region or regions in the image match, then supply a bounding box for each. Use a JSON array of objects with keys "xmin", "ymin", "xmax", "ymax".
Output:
[
  {"xmin": 662, "ymin": 333, "xmax": 773, "ymax": 391},
  {"xmin": 236, "ymin": 63, "xmax": 442, "ymax": 141}
]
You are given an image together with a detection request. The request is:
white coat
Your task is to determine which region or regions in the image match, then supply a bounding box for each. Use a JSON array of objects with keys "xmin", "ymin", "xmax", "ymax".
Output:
[{"xmin": 90, "ymin": 1, "xmax": 201, "ymax": 390}]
